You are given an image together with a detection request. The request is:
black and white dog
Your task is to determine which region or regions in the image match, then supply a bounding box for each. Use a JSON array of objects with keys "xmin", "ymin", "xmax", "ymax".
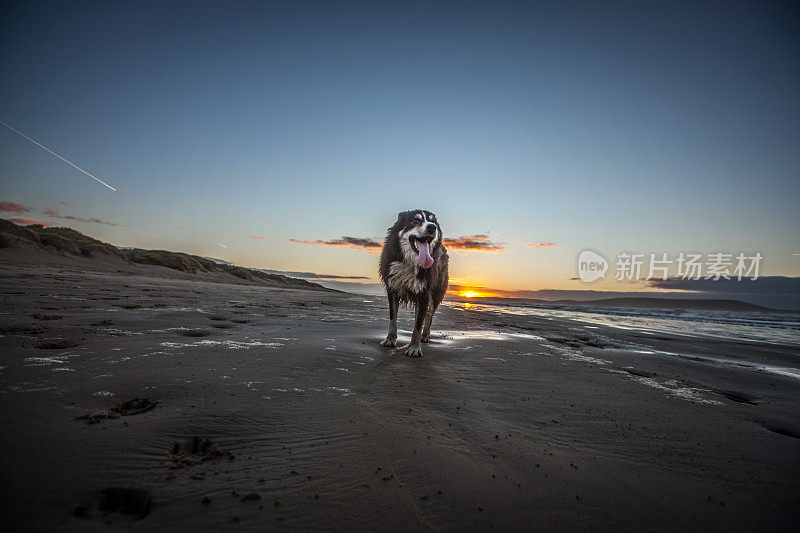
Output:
[{"xmin": 378, "ymin": 210, "xmax": 449, "ymax": 357}]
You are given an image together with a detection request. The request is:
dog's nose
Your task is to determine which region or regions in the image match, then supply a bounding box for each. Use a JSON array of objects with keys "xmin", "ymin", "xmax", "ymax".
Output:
[{"xmin": 426, "ymin": 224, "xmax": 436, "ymax": 234}]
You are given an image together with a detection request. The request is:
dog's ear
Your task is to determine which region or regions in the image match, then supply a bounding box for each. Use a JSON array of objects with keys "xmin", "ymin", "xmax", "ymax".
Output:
[{"xmin": 390, "ymin": 211, "xmax": 406, "ymax": 231}]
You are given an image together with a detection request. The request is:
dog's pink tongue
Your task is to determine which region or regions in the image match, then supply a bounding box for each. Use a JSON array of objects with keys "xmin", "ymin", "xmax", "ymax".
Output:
[{"xmin": 417, "ymin": 241, "xmax": 434, "ymax": 269}]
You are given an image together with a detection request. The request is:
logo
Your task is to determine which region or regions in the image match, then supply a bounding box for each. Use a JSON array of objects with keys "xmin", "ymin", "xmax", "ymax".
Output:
[{"xmin": 577, "ymin": 250, "xmax": 608, "ymax": 283}]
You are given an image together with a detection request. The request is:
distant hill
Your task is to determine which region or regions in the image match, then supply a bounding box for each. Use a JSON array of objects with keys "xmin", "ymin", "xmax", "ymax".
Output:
[
  {"xmin": 448, "ymin": 295, "xmax": 788, "ymax": 313},
  {"xmin": 550, "ymin": 297, "xmax": 774, "ymax": 312},
  {"xmin": 0, "ymin": 218, "xmax": 331, "ymax": 292}
]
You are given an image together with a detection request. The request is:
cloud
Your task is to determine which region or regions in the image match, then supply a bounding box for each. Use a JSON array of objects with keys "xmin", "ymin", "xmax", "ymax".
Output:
[
  {"xmin": 58, "ymin": 201, "xmax": 68, "ymax": 206},
  {"xmin": 249, "ymin": 236, "xmax": 267, "ymax": 240},
  {"xmin": 8, "ymin": 217, "xmax": 52, "ymax": 227},
  {"xmin": 527, "ymin": 241, "xmax": 559, "ymax": 249},
  {"xmin": 646, "ymin": 276, "xmax": 800, "ymax": 294},
  {"xmin": 290, "ymin": 236, "xmax": 383, "ymax": 254},
  {"xmin": 42, "ymin": 207, "xmax": 119, "ymax": 226},
  {"xmin": 290, "ymin": 234, "xmax": 509, "ymax": 254},
  {"xmin": 443, "ymin": 234, "xmax": 505, "ymax": 252},
  {"xmin": 0, "ymin": 201, "xmax": 30, "ymax": 214}
]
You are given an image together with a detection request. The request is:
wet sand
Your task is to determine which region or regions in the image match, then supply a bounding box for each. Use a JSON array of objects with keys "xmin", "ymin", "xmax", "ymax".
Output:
[{"xmin": 1, "ymin": 256, "xmax": 799, "ymax": 531}]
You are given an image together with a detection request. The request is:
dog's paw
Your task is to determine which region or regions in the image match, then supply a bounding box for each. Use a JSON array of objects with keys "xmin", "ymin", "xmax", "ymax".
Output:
[
  {"xmin": 421, "ymin": 335, "xmax": 430, "ymax": 343},
  {"xmin": 405, "ymin": 344, "xmax": 424, "ymax": 358},
  {"xmin": 380, "ymin": 338, "xmax": 397, "ymax": 348}
]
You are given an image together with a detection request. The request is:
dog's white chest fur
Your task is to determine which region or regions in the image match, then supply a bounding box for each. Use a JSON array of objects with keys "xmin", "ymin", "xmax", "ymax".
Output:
[{"xmin": 387, "ymin": 260, "xmax": 426, "ymax": 295}]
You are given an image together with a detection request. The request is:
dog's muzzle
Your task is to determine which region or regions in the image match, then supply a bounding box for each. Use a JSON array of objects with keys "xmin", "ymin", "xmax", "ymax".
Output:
[{"xmin": 409, "ymin": 234, "xmax": 435, "ymax": 269}]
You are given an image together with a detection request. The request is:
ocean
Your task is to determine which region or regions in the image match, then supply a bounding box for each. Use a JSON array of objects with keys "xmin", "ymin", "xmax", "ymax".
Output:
[{"xmin": 443, "ymin": 300, "xmax": 800, "ymax": 347}]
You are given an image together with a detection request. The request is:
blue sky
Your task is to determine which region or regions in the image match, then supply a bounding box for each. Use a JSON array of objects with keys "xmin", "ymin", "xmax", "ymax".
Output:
[{"xmin": 1, "ymin": 0, "xmax": 798, "ymax": 292}]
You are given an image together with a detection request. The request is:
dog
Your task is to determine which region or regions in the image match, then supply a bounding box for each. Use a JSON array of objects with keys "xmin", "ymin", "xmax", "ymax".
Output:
[{"xmin": 378, "ymin": 209, "xmax": 449, "ymax": 357}]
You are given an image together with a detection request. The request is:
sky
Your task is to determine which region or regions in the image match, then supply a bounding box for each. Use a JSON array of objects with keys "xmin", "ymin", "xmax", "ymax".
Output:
[{"xmin": 1, "ymin": 0, "xmax": 798, "ymax": 302}]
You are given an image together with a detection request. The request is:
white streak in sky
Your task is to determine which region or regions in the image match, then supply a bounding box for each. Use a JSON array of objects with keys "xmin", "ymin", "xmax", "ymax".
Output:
[
  {"xmin": 218, "ymin": 243, "xmax": 228, "ymax": 248},
  {"xmin": 0, "ymin": 120, "xmax": 117, "ymax": 191}
]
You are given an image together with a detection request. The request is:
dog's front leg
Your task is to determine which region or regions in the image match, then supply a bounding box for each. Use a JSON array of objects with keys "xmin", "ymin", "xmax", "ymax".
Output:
[
  {"xmin": 405, "ymin": 292, "xmax": 429, "ymax": 357},
  {"xmin": 421, "ymin": 300, "xmax": 434, "ymax": 343},
  {"xmin": 380, "ymin": 289, "xmax": 399, "ymax": 347}
]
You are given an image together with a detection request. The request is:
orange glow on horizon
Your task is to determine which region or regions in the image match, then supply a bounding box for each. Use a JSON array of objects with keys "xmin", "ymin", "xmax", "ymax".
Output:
[{"xmin": 452, "ymin": 288, "xmax": 497, "ymax": 298}]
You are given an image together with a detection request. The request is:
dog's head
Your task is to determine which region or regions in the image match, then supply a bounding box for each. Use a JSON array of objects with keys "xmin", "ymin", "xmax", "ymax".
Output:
[{"xmin": 394, "ymin": 210, "xmax": 441, "ymax": 269}]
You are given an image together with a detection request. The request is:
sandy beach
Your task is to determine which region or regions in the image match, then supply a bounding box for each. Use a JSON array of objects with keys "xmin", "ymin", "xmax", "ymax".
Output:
[
  {"xmin": 3, "ymin": 2, "xmax": 799, "ymax": 529},
  {"xmin": 0, "ymin": 250, "xmax": 798, "ymax": 531}
]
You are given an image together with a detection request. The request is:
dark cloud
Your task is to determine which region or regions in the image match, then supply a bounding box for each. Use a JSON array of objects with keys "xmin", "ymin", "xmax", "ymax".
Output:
[
  {"xmin": 289, "ymin": 236, "xmax": 383, "ymax": 254},
  {"xmin": 443, "ymin": 234, "xmax": 505, "ymax": 252},
  {"xmin": 646, "ymin": 276, "xmax": 800, "ymax": 294},
  {"xmin": 291, "ymin": 234, "xmax": 505, "ymax": 254},
  {"xmin": 527, "ymin": 241, "xmax": 559, "ymax": 249},
  {"xmin": 0, "ymin": 201, "xmax": 30, "ymax": 214},
  {"xmin": 42, "ymin": 208, "xmax": 119, "ymax": 226},
  {"xmin": 9, "ymin": 218, "xmax": 52, "ymax": 227}
]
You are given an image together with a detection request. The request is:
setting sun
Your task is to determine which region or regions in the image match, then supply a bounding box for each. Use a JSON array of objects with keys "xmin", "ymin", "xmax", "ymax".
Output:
[{"xmin": 457, "ymin": 289, "xmax": 493, "ymax": 298}]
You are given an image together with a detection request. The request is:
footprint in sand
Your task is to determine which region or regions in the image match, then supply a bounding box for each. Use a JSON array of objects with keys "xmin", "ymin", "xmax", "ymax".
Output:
[
  {"xmin": 169, "ymin": 436, "xmax": 235, "ymax": 469},
  {"xmin": 31, "ymin": 314, "xmax": 63, "ymax": 320},
  {"xmin": 75, "ymin": 398, "xmax": 159, "ymax": 424},
  {"xmin": 179, "ymin": 329, "xmax": 213, "ymax": 338},
  {"xmin": 35, "ymin": 339, "xmax": 79, "ymax": 350},
  {"xmin": 73, "ymin": 487, "xmax": 153, "ymax": 520}
]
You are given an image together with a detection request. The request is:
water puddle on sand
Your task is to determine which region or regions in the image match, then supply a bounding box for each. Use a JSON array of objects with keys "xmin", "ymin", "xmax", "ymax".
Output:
[
  {"xmin": 432, "ymin": 329, "xmax": 728, "ymax": 406},
  {"xmin": 668, "ymin": 352, "xmax": 800, "ymax": 381},
  {"xmin": 99, "ymin": 328, "xmax": 144, "ymax": 337},
  {"xmin": 269, "ymin": 386, "xmax": 353, "ymax": 397},
  {"xmin": 24, "ymin": 354, "xmax": 80, "ymax": 366},
  {"xmin": 758, "ymin": 365, "xmax": 800, "ymax": 380},
  {"xmin": 421, "ymin": 329, "xmax": 546, "ymax": 344},
  {"xmin": 547, "ymin": 344, "xmax": 724, "ymax": 405},
  {"xmin": 139, "ymin": 351, "xmax": 170, "ymax": 358},
  {"xmin": 609, "ymin": 348, "xmax": 800, "ymax": 382},
  {"xmin": 605, "ymin": 369, "xmax": 723, "ymax": 405},
  {"xmin": 159, "ymin": 339, "xmax": 284, "ymax": 350},
  {"xmin": 4, "ymin": 383, "xmax": 57, "ymax": 393}
]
